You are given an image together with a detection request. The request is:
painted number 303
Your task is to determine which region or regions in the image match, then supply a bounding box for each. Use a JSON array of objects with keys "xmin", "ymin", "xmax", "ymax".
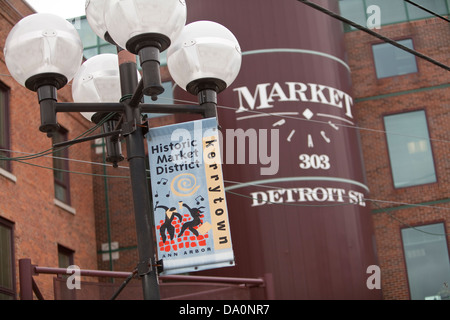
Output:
[{"xmin": 299, "ymin": 154, "xmax": 331, "ymax": 170}]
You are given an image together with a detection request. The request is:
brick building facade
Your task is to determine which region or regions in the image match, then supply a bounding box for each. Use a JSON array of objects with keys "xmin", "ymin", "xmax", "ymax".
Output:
[
  {"xmin": 343, "ymin": 9, "xmax": 450, "ymax": 299},
  {"xmin": 0, "ymin": 0, "xmax": 98, "ymax": 299}
]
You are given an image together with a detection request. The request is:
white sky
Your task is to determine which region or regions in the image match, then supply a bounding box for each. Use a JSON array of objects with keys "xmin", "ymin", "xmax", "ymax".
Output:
[{"xmin": 25, "ymin": 0, "xmax": 86, "ymax": 19}]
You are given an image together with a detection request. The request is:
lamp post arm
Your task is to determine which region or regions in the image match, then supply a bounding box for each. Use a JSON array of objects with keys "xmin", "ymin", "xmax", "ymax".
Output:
[
  {"xmin": 53, "ymin": 102, "xmax": 206, "ymax": 115},
  {"xmin": 53, "ymin": 101, "xmax": 207, "ymax": 116},
  {"xmin": 54, "ymin": 102, "xmax": 125, "ymax": 113},
  {"xmin": 140, "ymin": 103, "xmax": 206, "ymax": 115}
]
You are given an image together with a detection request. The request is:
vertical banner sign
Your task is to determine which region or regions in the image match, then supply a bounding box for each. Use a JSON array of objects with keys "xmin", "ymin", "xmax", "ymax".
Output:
[{"xmin": 147, "ymin": 118, "xmax": 234, "ymax": 275}]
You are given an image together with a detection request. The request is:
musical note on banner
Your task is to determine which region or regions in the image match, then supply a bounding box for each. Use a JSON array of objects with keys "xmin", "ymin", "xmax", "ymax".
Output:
[
  {"xmin": 157, "ymin": 178, "xmax": 168, "ymax": 185},
  {"xmin": 195, "ymin": 195, "xmax": 205, "ymax": 205}
]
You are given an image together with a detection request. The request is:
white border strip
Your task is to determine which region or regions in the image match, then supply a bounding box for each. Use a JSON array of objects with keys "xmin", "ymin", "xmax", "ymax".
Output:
[
  {"xmin": 242, "ymin": 48, "xmax": 351, "ymax": 72},
  {"xmin": 225, "ymin": 176, "xmax": 370, "ymax": 192},
  {"xmin": 236, "ymin": 112, "xmax": 299, "ymax": 121},
  {"xmin": 0, "ymin": 167, "xmax": 17, "ymax": 183},
  {"xmin": 54, "ymin": 199, "xmax": 76, "ymax": 215},
  {"xmin": 316, "ymin": 113, "xmax": 355, "ymax": 125}
]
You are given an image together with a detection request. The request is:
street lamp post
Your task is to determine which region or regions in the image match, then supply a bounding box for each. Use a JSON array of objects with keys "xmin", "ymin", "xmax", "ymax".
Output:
[{"xmin": 4, "ymin": 0, "xmax": 241, "ymax": 300}]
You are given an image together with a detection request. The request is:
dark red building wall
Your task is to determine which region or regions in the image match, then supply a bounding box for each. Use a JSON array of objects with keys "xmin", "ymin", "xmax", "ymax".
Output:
[{"xmin": 174, "ymin": 0, "xmax": 382, "ymax": 299}]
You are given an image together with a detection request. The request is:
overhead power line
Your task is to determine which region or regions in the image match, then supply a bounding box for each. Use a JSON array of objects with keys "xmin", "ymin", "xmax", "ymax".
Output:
[
  {"xmin": 0, "ymin": 112, "xmax": 114, "ymax": 162},
  {"xmin": 164, "ymin": 96, "xmax": 450, "ymax": 145},
  {"xmin": 4, "ymin": 146, "xmax": 450, "ymax": 214},
  {"xmin": 296, "ymin": 0, "xmax": 450, "ymax": 72},
  {"xmin": 370, "ymin": 201, "xmax": 450, "ymax": 236}
]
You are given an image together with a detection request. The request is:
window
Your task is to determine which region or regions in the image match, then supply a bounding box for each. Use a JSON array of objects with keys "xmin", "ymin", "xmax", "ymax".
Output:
[
  {"xmin": 52, "ymin": 128, "xmax": 71, "ymax": 204},
  {"xmin": 58, "ymin": 244, "xmax": 74, "ymax": 269},
  {"xmin": 73, "ymin": 17, "xmax": 116, "ymax": 60},
  {"xmin": 339, "ymin": 0, "xmax": 450, "ymax": 31},
  {"xmin": 372, "ymin": 39, "xmax": 418, "ymax": 78},
  {"xmin": 365, "ymin": 0, "xmax": 407, "ymax": 25},
  {"xmin": 406, "ymin": 0, "xmax": 449, "ymax": 20},
  {"xmin": 402, "ymin": 223, "xmax": 450, "ymax": 300},
  {"xmin": 0, "ymin": 218, "xmax": 15, "ymax": 300},
  {"xmin": 0, "ymin": 82, "xmax": 11, "ymax": 172},
  {"xmin": 338, "ymin": 0, "xmax": 367, "ymax": 31},
  {"xmin": 384, "ymin": 110, "xmax": 436, "ymax": 188}
]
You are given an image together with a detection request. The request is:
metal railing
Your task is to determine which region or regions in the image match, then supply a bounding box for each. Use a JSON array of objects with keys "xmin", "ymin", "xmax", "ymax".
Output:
[{"xmin": 18, "ymin": 259, "xmax": 274, "ymax": 300}]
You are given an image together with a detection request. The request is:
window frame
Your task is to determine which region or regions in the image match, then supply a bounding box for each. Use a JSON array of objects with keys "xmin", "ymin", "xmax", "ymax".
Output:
[
  {"xmin": 52, "ymin": 127, "xmax": 71, "ymax": 205},
  {"xmin": 339, "ymin": 0, "xmax": 450, "ymax": 32},
  {"xmin": 401, "ymin": 221, "xmax": 450, "ymax": 300},
  {"xmin": 57, "ymin": 244, "xmax": 75, "ymax": 269},
  {"xmin": 0, "ymin": 82, "xmax": 11, "ymax": 172},
  {"xmin": 383, "ymin": 109, "xmax": 437, "ymax": 189},
  {"xmin": 0, "ymin": 217, "xmax": 16, "ymax": 300},
  {"xmin": 371, "ymin": 38, "xmax": 418, "ymax": 79}
]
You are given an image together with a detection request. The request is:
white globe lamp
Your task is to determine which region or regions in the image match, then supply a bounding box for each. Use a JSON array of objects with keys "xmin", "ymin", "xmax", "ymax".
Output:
[
  {"xmin": 105, "ymin": 0, "xmax": 187, "ymax": 53},
  {"xmin": 167, "ymin": 21, "xmax": 242, "ymax": 95},
  {"xmin": 72, "ymin": 53, "xmax": 141, "ymax": 122},
  {"xmin": 4, "ymin": 13, "xmax": 83, "ymax": 91}
]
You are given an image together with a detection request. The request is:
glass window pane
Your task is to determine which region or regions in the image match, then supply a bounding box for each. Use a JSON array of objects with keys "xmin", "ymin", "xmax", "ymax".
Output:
[
  {"xmin": 339, "ymin": 0, "xmax": 448, "ymax": 30},
  {"xmin": 58, "ymin": 245, "xmax": 74, "ymax": 269},
  {"xmin": 75, "ymin": 18, "xmax": 98, "ymax": 48},
  {"xmin": 373, "ymin": 39, "xmax": 417, "ymax": 78},
  {"xmin": 339, "ymin": 0, "xmax": 367, "ymax": 31},
  {"xmin": 54, "ymin": 168, "xmax": 65, "ymax": 183},
  {"xmin": 0, "ymin": 224, "xmax": 13, "ymax": 290},
  {"xmin": 83, "ymin": 47, "xmax": 99, "ymax": 60},
  {"xmin": 160, "ymin": 51, "xmax": 168, "ymax": 67},
  {"xmin": 0, "ymin": 84, "xmax": 10, "ymax": 171},
  {"xmin": 99, "ymin": 37, "xmax": 110, "ymax": 46},
  {"xmin": 58, "ymin": 251, "xmax": 70, "ymax": 268},
  {"xmin": 0, "ymin": 151, "xmax": 9, "ymax": 171},
  {"xmin": 54, "ymin": 184, "xmax": 67, "ymax": 203},
  {"xmin": 384, "ymin": 110, "xmax": 436, "ymax": 188},
  {"xmin": 402, "ymin": 223, "xmax": 450, "ymax": 300},
  {"xmin": 99, "ymin": 44, "xmax": 117, "ymax": 55},
  {"xmin": 53, "ymin": 153, "xmax": 66, "ymax": 182},
  {"xmin": 406, "ymin": 0, "xmax": 448, "ymax": 20},
  {"xmin": 52, "ymin": 130, "xmax": 70, "ymax": 204},
  {"xmin": 365, "ymin": 0, "xmax": 408, "ymax": 24},
  {"xmin": 0, "ymin": 91, "xmax": 6, "ymax": 147}
]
